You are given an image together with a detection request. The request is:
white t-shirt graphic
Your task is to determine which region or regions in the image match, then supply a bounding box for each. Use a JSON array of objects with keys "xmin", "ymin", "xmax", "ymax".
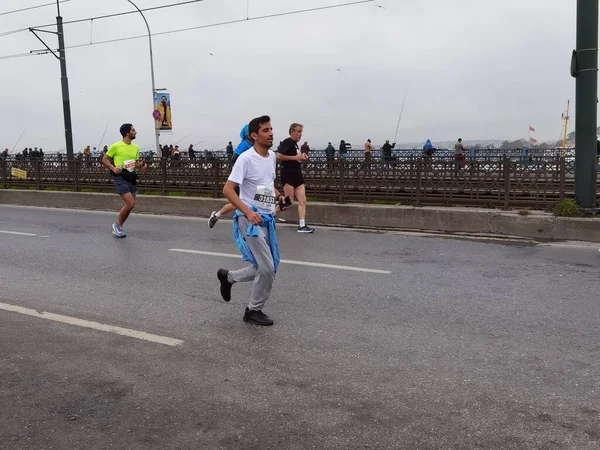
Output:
[{"xmin": 228, "ymin": 147, "xmax": 277, "ymax": 215}]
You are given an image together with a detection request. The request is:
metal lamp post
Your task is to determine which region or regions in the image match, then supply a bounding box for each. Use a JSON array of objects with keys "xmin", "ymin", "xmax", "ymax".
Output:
[
  {"xmin": 573, "ymin": 0, "xmax": 599, "ymax": 211},
  {"xmin": 125, "ymin": 0, "xmax": 161, "ymax": 157}
]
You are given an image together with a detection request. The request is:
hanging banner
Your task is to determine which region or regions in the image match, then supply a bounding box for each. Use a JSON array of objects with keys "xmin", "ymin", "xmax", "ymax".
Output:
[
  {"xmin": 11, "ymin": 167, "xmax": 27, "ymax": 179},
  {"xmin": 155, "ymin": 93, "xmax": 173, "ymax": 131}
]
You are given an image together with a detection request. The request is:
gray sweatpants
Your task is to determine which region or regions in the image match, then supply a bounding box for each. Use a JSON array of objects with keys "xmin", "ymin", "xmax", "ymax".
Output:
[{"xmin": 227, "ymin": 215, "xmax": 275, "ymax": 311}]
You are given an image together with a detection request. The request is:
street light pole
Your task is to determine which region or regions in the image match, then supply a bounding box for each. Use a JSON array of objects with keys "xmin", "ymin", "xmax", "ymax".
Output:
[
  {"xmin": 573, "ymin": 0, "xmax": 599, "ymax": 210},
  {"xmin": 57, "ymin": 0, "xmax": 74, "ymax": 161},
  {"xmin": 126, "ymin": 0, "xmax": 160, "ymax": 157}
]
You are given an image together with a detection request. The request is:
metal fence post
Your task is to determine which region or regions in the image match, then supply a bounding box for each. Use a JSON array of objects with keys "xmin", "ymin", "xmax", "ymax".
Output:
[
  {"xmin": 416, "ymin": 157, "xmax": 422, "ymax": 207},
  {"xmin": 338, "ymin": 158, "xmax": 345, "ymax": 203},
  {"xmin": 73, "ymin": 161, "xmax": 80, "ymax": 192},
  {"xmin": 559, "ymin": 156, "xmax": 566, "ymax": 201},
  {"xmin": 36, "ymin": 160, "xmax": 42, "ymax": 190},
  {"xmin": 503, "ymin": 155, "xmax": 510, "ymax": 210},
  {"xmin": 1, "ymin": 160, "xmax": 6, "ymax": 189},
  {"xmin": 213, "ymin": 160, "xmax": 220, "ymax": 198},
  {"xmin": 161, "ymin": 160, "xmax": 167, "ymax": 196}
]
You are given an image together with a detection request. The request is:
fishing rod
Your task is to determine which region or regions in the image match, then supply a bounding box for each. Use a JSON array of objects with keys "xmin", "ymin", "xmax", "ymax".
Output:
[
  {"xmin": 173, "ymin": 132, "xmax": 193, "ymax": 147},
  {"xmin": 393, "ymin": 91, "xmax": 408, "ymax": 144},
  {"xmin": 12, "ymin": 129, "xmax": 26, "ymax": 152},
  {"xmin": 96, "ymin": 117, "xmax": 111, "ymax": 150}
]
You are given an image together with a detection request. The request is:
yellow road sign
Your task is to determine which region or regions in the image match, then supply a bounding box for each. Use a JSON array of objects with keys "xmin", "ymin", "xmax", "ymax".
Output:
[{"xmin": 11, "ymin": 168, "xmax": 27, "ymax": 179}]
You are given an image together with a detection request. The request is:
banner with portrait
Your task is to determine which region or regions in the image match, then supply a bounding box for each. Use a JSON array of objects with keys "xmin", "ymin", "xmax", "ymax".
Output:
[{"xmin": 155, "ymin": 93, "xmax": 173, "ymax": 131}]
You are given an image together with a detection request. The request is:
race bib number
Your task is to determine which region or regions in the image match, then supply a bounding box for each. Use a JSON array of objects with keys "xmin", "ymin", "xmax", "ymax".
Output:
[
  {"xmin": 253, "ymin": 184, "xmax": 276, "ymax": 212},
  {"xmin": 123, "ymin": 159, "xmax": 136, "ymax": 172}
]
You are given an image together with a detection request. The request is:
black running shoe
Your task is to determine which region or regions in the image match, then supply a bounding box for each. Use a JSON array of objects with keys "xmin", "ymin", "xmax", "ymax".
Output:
[
  {"xmin": 217, "ymin": 268, "xmax": 232, "ymax": 302},
  {"xmin": 243, "ymin": 308, "xmax": 274, "ymax": 326}
]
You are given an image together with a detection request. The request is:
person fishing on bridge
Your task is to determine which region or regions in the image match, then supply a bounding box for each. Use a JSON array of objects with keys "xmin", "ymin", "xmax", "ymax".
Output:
[{"xmin": 422, "ymin": 139, "xmax": 435, "ymax": 159}]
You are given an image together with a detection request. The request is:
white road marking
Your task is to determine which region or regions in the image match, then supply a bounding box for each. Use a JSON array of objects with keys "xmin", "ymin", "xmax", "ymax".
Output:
[
  {"xmin": 0, "ymin": 302, "xmax": 183, "ymax": 347},
  {"xmin": 0, "ymin": 230, "xmax": 37, "ymax": 236},
  {"xmin": 169, "ymin": 249, "xmax": 392, "ymax": 274},
  {"xmin": 540, "ymin": 241, "xmax": 600, "ymax": 250}
]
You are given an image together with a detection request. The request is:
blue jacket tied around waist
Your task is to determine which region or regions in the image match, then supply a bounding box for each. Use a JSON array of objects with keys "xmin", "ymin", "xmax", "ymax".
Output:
[{"xmin": 233, "ymin": 207, "xmax": 280, "ymax": 273}]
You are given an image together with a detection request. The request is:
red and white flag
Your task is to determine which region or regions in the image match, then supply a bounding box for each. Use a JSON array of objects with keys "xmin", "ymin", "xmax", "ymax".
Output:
[
  {"xmin": 530, "ymin": 137, "xmax": 538, "ymax": 144},
  {"xmin": 529, "ymin": 125, "xmax": 535, "ymax": 132}
]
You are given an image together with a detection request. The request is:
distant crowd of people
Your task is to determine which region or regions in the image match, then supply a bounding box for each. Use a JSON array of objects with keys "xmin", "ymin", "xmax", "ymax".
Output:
[
  {"xmin": 160, "ymin": 144, "xmax": 220, "ymax": 162},
  {"xmin": 1, "ymin": 147, "xmax": 47, "ymax": 161},
  {"xmin": 2, "ymin": 137, "xmax": 472, "ymax": 165}
]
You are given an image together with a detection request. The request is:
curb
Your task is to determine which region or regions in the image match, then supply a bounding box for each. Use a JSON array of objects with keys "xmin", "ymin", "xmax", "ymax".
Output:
[{"xmin": 1, "ymin": 190, "xmax": 598, "ymax": 243}]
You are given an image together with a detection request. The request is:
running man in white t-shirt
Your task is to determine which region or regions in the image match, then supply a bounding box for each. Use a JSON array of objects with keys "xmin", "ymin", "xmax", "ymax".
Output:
[{"xmin": 217, "ymin": 115, "xmax": 290, "ymax": 326}]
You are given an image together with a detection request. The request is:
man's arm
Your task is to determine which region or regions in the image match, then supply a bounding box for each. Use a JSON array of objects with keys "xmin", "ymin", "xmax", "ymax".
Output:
[
  {"xmin": 276, "ymin": 140, "xmax": 307, "ymax": 161},
  {"xmin": 223, "ymin": 181, "xmax": 249, "ymax": 214},
  {"xmin": 135, "ymin": 159, "xmax": 148, "ymax": 172},
  {"xmin": 102, "ymin": 154, "xmax": 121, "ymax": 174},
  {"xmin": 277, "ymin": 152, "xmax": 307, "ymax": 161},
  {"xmin": 223, "ymin": 181, "xmax": 263, "ymax": 225},
  {"xmin": 134, "ymin": 149, "xmax": 147, "ymax": 169},
  {"xmin": 274, "ymin": 188, "xmax": 291, "ymax": 213}
]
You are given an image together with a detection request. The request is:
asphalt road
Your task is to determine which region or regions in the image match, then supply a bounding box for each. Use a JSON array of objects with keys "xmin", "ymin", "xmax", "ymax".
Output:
[{"xmin": 1, "ymin": 205, "xmax": 599, "ymax": 449}]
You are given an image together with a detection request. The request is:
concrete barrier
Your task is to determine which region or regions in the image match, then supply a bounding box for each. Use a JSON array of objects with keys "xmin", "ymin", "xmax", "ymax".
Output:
[{"xmin": 1, "ymin": 190, "xmax": 598, "ymax": 242}]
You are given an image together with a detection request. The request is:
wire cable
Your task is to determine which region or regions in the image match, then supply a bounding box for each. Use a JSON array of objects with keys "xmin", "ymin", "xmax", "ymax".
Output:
[
  {"xmin": 0, "ymin": 0, "xmax": 374, "ymax": 60},
  {"xmin": 0, "ymin": 0, "xmax": 204, "ymax": 37},
  {"xmin": 0, "ymin": 0, "xmax": 71, "ymax": 17}
]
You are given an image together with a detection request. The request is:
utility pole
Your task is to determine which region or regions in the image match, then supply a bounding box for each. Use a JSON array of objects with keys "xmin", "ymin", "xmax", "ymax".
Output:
[
  {"xmin": 126, "ymin": 0, "xmax": 161, "ymax": 158},
  {"xmin": 572, "ymin": 0, "xmax": 599, "ymax": 211},
  {"xmin": 57, "ymin": 1, "xmax": 74, "ymax": 161},
  {"xmin": 31, "ymin": 1, "xmax": 161, "ymax": 159},
  {"xmin": 29, "ymin": 1, "xmax": 75, "ymax": 160}
]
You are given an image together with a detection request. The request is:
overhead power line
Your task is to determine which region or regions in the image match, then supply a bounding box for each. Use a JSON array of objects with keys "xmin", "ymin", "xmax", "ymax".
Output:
[
  {"xmin": 0, "ymin": 0, "xmax": 205, "ymax": 36},
  {"xmin": 35, "ymin": 0, "xmax": 206, "ymax": 29},
  {"xmin": 0, "ymin": 0, "xmax": 71, "ymax": 17},
  {"xmin": 0, "ymin": 0, "xmax": 375, "ymax": 61},
  {"xmin": 0, "ymin": 51, "xmax": 37, "ymax": 60}
]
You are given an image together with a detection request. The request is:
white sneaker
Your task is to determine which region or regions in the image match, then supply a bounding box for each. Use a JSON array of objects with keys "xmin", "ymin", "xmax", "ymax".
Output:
[{"xmin": 208, "ymin": 211, "xmax": 220, "ymax": 229}]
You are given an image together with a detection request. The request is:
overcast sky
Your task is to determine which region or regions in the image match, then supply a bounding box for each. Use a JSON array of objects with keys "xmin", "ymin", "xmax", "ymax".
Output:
[{"xmin": 0, "ymin": 0, "xmax": 586, "ymax": 152}]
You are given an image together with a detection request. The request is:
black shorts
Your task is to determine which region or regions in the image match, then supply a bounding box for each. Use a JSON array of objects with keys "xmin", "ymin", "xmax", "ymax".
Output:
[
  {"xmin": 281, "ymin": 169, "xmax": 305, "ymax": 188},
  {"xmin": 114, "ymin": 175, "xmax": 138, "ymax": 196}
]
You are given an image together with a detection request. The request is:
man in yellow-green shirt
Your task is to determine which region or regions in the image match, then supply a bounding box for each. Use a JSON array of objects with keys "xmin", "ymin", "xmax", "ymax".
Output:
[{"xmin": 101, "ymin": 123, "xmax": 147, "ymax": 238}]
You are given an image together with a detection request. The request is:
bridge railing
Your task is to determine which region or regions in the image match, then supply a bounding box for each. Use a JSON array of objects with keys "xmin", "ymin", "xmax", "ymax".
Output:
[{"xmin": 0, "ymin": 153, "xmax": 594, "ymax": 209}]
